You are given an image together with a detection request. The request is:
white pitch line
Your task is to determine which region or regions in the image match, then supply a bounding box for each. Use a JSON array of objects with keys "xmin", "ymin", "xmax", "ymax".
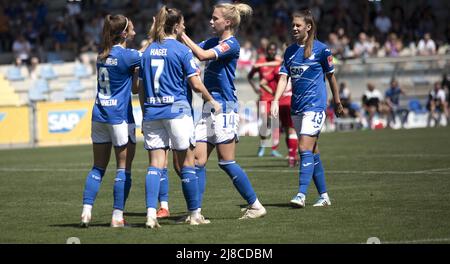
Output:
[{"xmin": 380, "ymin": 237, "xmax": 450, "ymax": 244}]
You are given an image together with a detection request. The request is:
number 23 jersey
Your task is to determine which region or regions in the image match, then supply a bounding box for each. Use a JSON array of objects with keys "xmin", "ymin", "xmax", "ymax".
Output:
[
  {"xmin": 279, "ymin": 40, "xmax": 334, "ymax": 115},
  {"xmin": 93, "ymin": 45, "xmax": 141, "ymax": 124}
]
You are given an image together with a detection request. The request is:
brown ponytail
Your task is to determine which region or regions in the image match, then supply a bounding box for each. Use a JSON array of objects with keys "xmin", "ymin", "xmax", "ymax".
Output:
[
  {"xmin": 293, "ymin": 10, "xmax": 316, "ymax": 59},
  {"xmin": 150, "ymin": 6, "xmax": 183, "ymax": 43},
  {"xmin": 98, "ymin": 14, "xmax": 129, "ymax": 61}
]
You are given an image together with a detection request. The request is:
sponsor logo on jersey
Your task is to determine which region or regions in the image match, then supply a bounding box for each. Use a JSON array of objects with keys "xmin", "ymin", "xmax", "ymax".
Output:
[
  {"xmin": 290, "ymin": 65, "xmax": 310, "ymax": 78},
  {"xmin": 48, "ymin": 110, "xmax": 87, "ymax": 133},
  {"xmin": 217, "ymin": 42, "xmax": 230, "ymax": 53},
  {"xmin": 327, "ymin": 55, "xmax": 333, "ymax": 67}
]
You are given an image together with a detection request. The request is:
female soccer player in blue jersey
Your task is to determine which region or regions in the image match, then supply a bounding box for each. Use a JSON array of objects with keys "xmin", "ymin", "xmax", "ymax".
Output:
[
  {"xmin": 271, "ymin": 10, "xmax": 344, "ymax": 208},
  {"xmin": 181, "ymin": 3, "xmax": 267, "ymax": 220},
  {"xmin": 140, "ymin": 6, "xmax": 221, "ymax": 228},
  {"xmin": 80, "ymin": 14, "xmax": 141, "ymax": 228}
]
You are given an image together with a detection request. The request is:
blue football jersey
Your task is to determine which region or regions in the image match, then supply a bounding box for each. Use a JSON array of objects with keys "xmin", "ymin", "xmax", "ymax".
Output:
[
  {"xmin": 199, "ymin": 36, "xmax": 240, "ymax": 112},
  {"xmin": 140, "ymin": 38, "xmax": 199, "ymax": 121},
  {"xmin": 280, "ymin": 40, "xmax": 334, "ymax": 114},
  {"xmin": 92, "ymin": 45, "xmax": 141, "ymax": 124}
]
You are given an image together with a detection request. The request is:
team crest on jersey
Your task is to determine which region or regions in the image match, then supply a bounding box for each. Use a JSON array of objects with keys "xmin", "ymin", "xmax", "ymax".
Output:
[
  {"xmin": 327, "ymin": 55, "xmax": 333, "ymax": 67},
  {"xmin": 217, "ymin": 42, "xmax": 230, "ymax": 53}
]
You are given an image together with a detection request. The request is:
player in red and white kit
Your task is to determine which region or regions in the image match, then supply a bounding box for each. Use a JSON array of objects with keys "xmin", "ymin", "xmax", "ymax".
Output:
[{"xmin": 248, "ymin": 42, "xmax": 298, "ymax": 166}]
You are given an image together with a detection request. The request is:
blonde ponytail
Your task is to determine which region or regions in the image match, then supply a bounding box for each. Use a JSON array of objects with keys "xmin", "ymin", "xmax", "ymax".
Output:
[{"xmin": 214, "ymin": 3, "xmax": 253, "ymax": 33}]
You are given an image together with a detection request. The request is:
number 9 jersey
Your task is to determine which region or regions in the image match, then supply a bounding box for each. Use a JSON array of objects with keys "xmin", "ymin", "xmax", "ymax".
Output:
[{"xmin": 93, "ymin": 45, "xmax": 142, "ymax": 124}]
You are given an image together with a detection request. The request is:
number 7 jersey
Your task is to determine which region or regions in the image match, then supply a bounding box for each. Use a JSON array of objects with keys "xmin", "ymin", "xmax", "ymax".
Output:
[{"xmin": 93, "ymin": 45, "xmax": 141, "ymax": 124}]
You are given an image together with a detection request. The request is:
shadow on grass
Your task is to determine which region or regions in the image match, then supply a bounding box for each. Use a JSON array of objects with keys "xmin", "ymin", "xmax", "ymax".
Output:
[{"xmin": 49, "ymin": 223, "xmax": 111, "ymax": 228}]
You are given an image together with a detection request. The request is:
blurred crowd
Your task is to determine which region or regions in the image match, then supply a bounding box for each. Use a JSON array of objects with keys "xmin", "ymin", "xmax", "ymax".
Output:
[
  {"xmin": 325, "ymin": 73, "xmax": 450, "ymax": 130},
  {"xmin": 1, "ymin": 0, "xmax": 449, "ymax": 66}
]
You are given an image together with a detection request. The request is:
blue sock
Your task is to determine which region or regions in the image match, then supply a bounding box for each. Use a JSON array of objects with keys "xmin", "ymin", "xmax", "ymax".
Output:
[
  {"xmin": 145, "ymin": 167, "xmax": 161, "ymax": 209},
  {"xmin": 124, "ymin": 171, "xmax": 132, "ymax": 205},
  {"xmin": 299, "ymin": 151, "xmax": 314, "ymax": 195},
  {"xmin": 158, "ymin": 168, "xmax": 169, "ymax": 203},
  {"xmin": 312, "ymin": 154, "xmax": 327, "ymax": 195},
  {"xmin": 113, "ymin": 169, "xmax": 126, "ymax": 210},
  {"xmin": 219, "ymin": 161, "xmax": 257, "ymax": 205},
  {"xmin": 82, "ymin": 166, "xmax": 105, "ymax": 205},
  {"xmin": 195, "ymin": 165, "xmax": 206, "ymax": 208},
  {"xmin": 180, "ymin": 166, "xmax": 199, "ymax": 211}
]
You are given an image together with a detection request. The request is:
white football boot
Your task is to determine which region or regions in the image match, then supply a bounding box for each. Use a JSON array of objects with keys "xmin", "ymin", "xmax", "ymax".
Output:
[{"xmin": 290, "ymin": 193, "xmax": 306, "ymax": 208}]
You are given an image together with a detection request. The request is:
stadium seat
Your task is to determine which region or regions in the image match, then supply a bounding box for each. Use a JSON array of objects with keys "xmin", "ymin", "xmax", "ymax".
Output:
[
  {"xmin": 46, "ymin": 52, "xmax": 64, "ymax": 64},
  {"xmin": 6, "ymin": 66, "xmax": 25, "ymax": 81},
  {"xmin": 39, "ymin": 65, "xmax": 58, "ymax": 80},
  {"xmin": 74, "ymin": 62, "xmax": 90, "ymax": 78},
  {"xmin": 28, "ymin": 79, "xmax": 50, "ymax": 102},
  {"xmin": 63, "ymin": 79, "xmax": 83, "ymax": 100}
]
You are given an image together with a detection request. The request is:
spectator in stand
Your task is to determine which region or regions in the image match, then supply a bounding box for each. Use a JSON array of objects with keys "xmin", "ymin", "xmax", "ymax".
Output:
[
  {"xmin": 327, "ymin": 32, "xmax": 344, "ymax": 59},
  {"xmin": 427, "ymin": 81, "xmax": 448, "ymax": 127},
  {"xmin": 0, "ymin": 5, "xmax": 11, "ymax": 52},
  {"xmin": 51, "ymin": 17, "xmax": 70, "ymax": 51},
  {"xmin": 83, "ymin": 16, "xmax": 103, "ymax": 46},
  {"xmin": 384, "ymin": 33, "xmax": 403, "ymax": 57},
  {"xmin": 339, "ymin": 82, "xmax": 358, "ymax": 119},
  {"xmin": 417, "ymin": 32, "xmax": 437, "ymax": 56},
  {"xmin": 12, "ymin": 34, "xmax": 32, "ymax": 65},
  {"xmin": 362, "ymin": 83, "xmax": 384, "ymax": 129},
  {"xmin": 374, "ymin": 10, "xmax": 392, "ymax": 36},
  {"xmin": 443, "ymin": 74, "xmax": 450, "ymax": 122},
  {"xmin": 384, "ymin": 79, "xmax": 408, "ymax": 128},
  {"xmin": 353, "ymin": 32, "xmax": 377, "ymax": 58}
]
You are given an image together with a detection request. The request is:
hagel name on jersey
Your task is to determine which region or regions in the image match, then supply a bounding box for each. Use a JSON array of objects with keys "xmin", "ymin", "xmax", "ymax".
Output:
[
  {"xmin": 150, "ymin": 48, "xmax": 168, "ymax": 56},
  {"xmin": 48, "ymin": 110, "xmax": 86, "ymax": 133}
]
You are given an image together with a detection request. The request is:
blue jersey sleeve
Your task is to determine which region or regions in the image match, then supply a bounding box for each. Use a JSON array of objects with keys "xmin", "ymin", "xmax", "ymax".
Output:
[
  {"xmin": 320, "ymin": 47, "xmax": 334, "ymax": 74},
  {"xmin": 182, "ymin": 51, "xmax": 200, "ymax": 78},
  {"xmin": 211, "ymin": 38, "xmax": 239, "ymax": 61},
  {"xmin": 198, "ymin": 40, "xmax": 206, "ymax": 49},
  {"xmin": 123, "ymin": 49, "xmax": 142, "ymax": 69}
]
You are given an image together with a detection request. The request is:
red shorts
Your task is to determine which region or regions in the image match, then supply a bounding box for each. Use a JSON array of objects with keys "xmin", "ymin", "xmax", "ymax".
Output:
[{"xmin": 279, "ymin": 104, "xmax": 293, "ymax": 128}]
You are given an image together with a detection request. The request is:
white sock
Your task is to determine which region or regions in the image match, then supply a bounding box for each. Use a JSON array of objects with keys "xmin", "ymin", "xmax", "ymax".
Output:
[
  {"xmin": 112, "ymin": 209, "xmax": 123, "ymax": 221},
  {"xmin": 82, "ymin": 204, "xmax": 92, "ymax": 215},
  {"xmin": 160, "ymin": 201, "xmax": 169, "ymax": 210},
  {"xmin": 147, "ymin": 208, "xmax": 156, "ymax": 219},
  {"xmin": 320, "ymin": 193, "xmax": 329, "ymax": 199},
  {"xmin": 189, "ymin": 209, "xmax": 201, "ymax": 218},
  {"xmin": 250, "ymin": 199, "xmax": 263, "ymax": 209}
]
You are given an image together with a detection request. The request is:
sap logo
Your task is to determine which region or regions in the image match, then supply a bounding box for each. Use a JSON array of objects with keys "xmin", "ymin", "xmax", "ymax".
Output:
[
  {"xmin": 48, "ymin": 110, "xmax": 87, "ymax": 133},
  {"xmin": 290, "ymin": 65, "xmax": 310, "ymax": 78},
  {"xmin": 0, "ymin": 113, "xmax": 6, "ymax": 122}
]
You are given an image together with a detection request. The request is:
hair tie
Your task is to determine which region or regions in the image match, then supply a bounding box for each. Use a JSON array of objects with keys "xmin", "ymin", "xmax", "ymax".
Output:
[{"xmin": 122, "ymin": 17, "xmax": 129, "ymax": 33}]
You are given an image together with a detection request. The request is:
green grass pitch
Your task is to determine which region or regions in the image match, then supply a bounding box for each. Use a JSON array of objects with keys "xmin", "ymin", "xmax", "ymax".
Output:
[{"xmin": 1, "ymin": 127, "xmax": 450, "ymax": 244}]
